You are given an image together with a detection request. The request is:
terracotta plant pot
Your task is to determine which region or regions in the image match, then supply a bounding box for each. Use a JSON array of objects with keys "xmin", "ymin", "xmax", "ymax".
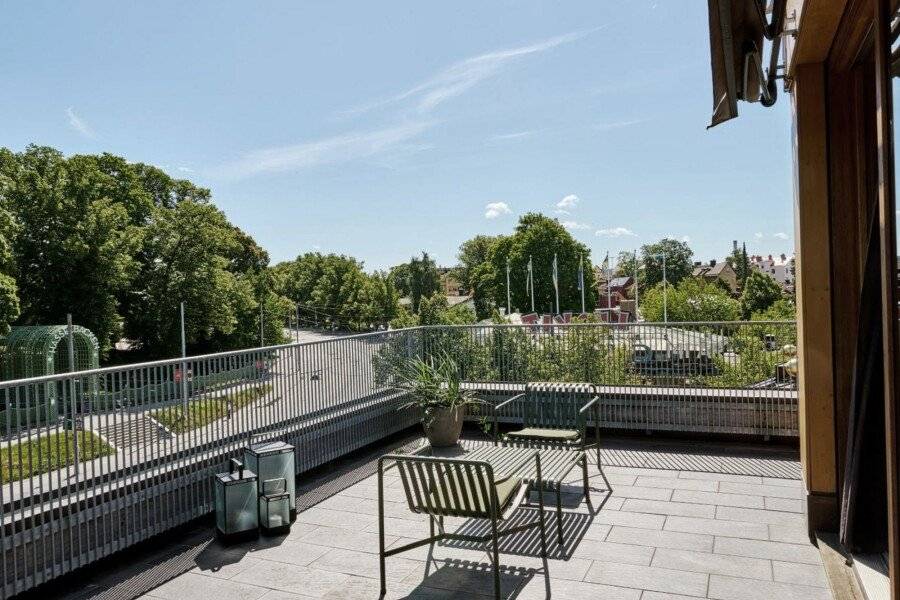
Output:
[{"xmin": 425, "ymin": 405, "xmax": 464, "ymax": 447}]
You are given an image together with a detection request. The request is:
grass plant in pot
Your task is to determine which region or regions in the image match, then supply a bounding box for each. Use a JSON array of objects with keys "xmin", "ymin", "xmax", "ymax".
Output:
[{"xmin": 393, "ymin": 352, "xmax": 482, "ymax": 447}]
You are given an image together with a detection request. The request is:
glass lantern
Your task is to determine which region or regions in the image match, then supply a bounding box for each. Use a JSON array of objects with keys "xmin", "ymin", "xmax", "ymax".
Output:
[
  {"xmin": 259, "ymin": 478, "xmax": 291, "ymax": 535},
  {"xmin": 244, "ymin": 441, "xmax": 296, "ymax": 521},
  {"xmin": 214, "ymin": 459, "xmax": 259, "ymax": 544}
]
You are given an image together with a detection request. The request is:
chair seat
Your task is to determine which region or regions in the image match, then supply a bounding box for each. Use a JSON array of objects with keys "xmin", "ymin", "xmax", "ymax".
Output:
[
  {"xmin": 429, "ymin": 472, "xmax": 521, "ymax": 514},
  {"xmin": 506, "ymin": 427, "xmax": 581, "ymax": 442}
]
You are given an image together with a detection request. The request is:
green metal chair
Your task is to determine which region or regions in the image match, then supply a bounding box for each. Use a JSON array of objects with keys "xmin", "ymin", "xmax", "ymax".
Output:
[
  {"xmin": 378, "ymin": 452, "xmax": 548, "ymax": 600},
  {"xmin": 493, "ymin": 382, "xmax": 601, "ymax": 468}
]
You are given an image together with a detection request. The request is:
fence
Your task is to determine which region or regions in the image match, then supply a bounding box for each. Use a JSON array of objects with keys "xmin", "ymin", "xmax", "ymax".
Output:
[{"xmin": 0, "ymin": 320, "xmax": 796, "ymax": 597}]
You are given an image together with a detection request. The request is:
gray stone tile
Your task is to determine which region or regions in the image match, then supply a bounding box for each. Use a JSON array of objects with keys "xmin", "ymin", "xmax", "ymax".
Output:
[
  {"xmin": 294, "ymin": 506, "xmax": 378, "ymax": 530},
  {"xmin": 772, "ymin": 561, "xmax": 829, "ymax": 588},
  {"xmin": 584, "ymin": 561, "xmax": 709, "ymax": 597},
  {"xmin": 150, "ymin": 572, "xmax": 270, "ymax": 600},
  {"xmin": 398, "ymin": 558, "xmax": 534, "ymax": 598},
  {"xmin": 716, "ymin": 505, "xmax": 803, "ymax": 526},
  {"xmin": 664, "ymin": 515, "xmax": 769, "ymax": 540},
  {"xmin": 610, "ymin": 485, "xmax": 673, "ymax": 501},
  {"xmin": 718, "ymin": 481, "xmax": 804, "ymax": 500},
  {"xmin": 707, "ymin": 574, "xmax": 831, "ymax": 600},
  {"xmin": 516, "ymin": 576, "xmax": 642, "ymax": 599},
  {"xmin": 592, "ymin": 509, "xmax": 666, "ymax": 529},
  {"xmin": 641, "ymin": 593, "xmax": 709, "ymax": 600},
  {"xmin": 768, "ymin": 522, "xmax": 812, "ymax": 544},
  {"xmin": 762, "ymin": 477, "xmax": 803, "ymax": 488},
  {"xmin": 671, "ymin": 490, "xmax": 765, "ymax": 509},
  {"xmin": 296, "ymin": 525, "xmax": 394, "ymax": 554},
  {"xmin": 651, "ymin": 547, "xmax": 772, "ymax": 580},
  {"xmin": 765, "ymin": 497, "xmax": 804, "ymax": 513},
  {"xmin": 248, "ymin": 540, "xmax": 332, "ymax": 568},
  {"xmin": 621, "ymin": 499, "xmax": 716, "ymax": 518},
  {"xmin": 606, "ymin": 526, "xmax": 714, "ymax": 552},
  {"xmin": 634, "ymin": 476, "xmax": 718, "ymax": 491},
  {"xmin": 570, "ymin": 538, "xmax": 655, "ymax": 565},
  {"xmin": 679, "ymin": 471, "xmax": 763, "ymax": 484},
  {"xmin": 603, "ymin": 466, "xmax": 681, "ymax": 478},
  {"xmin": 191, "ymin": 556, "xmax": 268, "ymax": 580},
  {"xmin": 231, "ymin": 561, "xmax": 350, "ymax": 597},
  {"xmin": 310, "ymin": 547, "xmax": 423, "ymax": 582},
  {"xmin": 713, "ymin": 537, "xmax": 822, "ymax": 565},
  {"xmin": 580, "ymin": 522, "xmax": 613, "ymax": 541}
]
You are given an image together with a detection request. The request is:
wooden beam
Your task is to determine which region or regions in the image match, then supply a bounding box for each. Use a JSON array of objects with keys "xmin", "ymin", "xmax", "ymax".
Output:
[
  {"xmin": 787, "ymin": 0, "xmax": 849, "ymax": 72},
  {"xmin": 792, "ymin": 62, "xmax": 839, "ymax": 532}
]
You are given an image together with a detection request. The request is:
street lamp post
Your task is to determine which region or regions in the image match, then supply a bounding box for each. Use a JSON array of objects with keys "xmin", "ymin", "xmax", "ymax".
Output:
[{"xmin": 650, "ymin": 253, "xmax": 668, "ymax": 323}]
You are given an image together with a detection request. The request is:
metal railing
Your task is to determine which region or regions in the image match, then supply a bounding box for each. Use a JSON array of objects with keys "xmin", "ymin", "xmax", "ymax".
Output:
[{"xmin": 0, "ymin": 320, "xmax": 796, "ymax": 597}]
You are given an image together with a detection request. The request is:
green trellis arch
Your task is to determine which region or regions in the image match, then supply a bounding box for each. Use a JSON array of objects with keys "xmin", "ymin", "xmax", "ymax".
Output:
[{"xmin": 0, "ymin": 326, "xmax": 100, "ymax": 427}]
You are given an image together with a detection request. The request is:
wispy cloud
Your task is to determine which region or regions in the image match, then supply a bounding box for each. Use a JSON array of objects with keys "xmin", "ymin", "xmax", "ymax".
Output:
[
  {"xmin": 488, "ymin": 130, "xmax": 537, "ymax": 142},
  {"xmin": 213, "ymin": 121, "xmax": 432, "ymax": 179},
  {"xmin": 554, "ymin": 209, "xmax": 571, "ymax": 216},
  {"xmin": 177, "ymin": 166, "xmax": 195, "ymax": 174},
  {"xmin": 680, "ymin": 235, "xmax": 691, "ymax": 243},
  {"xmin": 594, "ymin": 118, "xmax": 648, "ymax": 132},
  {"xmin": 773, "ymin": 232, "xmax": 789, "ymax": 240},
  {"xmin": 66, "ymin": 107, "xmax": 95, "ymax": 138},
  {"xmin": 485, "ymin": 202, "xmax": 512, "ymax": 219},
  {"xmin": 345, "ymin": 30, "xmax": 593, "ymax": 116},
  {"xmin": 596, "ymin": 227, "xmax": 636, "ymax": 238},
  {"xmin": 556, "ymin": 194, "xmax": 579, "ymax": 209},
  {"xmin": 562, "ymin": 220, "xmax": 591, "ymax": 230},
  {"xmin": 754, "ymin": 232, "xmax": 763, "ymax": 239}
]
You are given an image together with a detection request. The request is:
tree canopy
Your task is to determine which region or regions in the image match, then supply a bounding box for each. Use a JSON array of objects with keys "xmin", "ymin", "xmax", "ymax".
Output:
[
  {"xmin": 640, "ymin": 278, "xmax": 741, "ymax": 322},
  {"xmin": 488, "ymin": 213, "xmax": 596, "ymax": 314},
  {"xmin": 740, "ymin": 270, "xmax": 783, "ymax": 318},
  {"xmin": 455, "ymin": 235, "xmax": 502, "ymax": 319}
]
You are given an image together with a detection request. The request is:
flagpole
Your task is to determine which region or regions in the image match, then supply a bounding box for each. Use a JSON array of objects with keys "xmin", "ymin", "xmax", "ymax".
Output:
[
  {"xmin": 506, "ymin": 260, "xmax": 511, "ymax": 315},
  {"xmin": 528, "ymin": 256, "xmax": 535, "ymax": 313},
  {"xmin": 552, "ymin": 253, "xmax": 559, "ymax": 315},
  {"xmin": 606, "ymin": 252, "xmax": 612, "ymax": 312},
  {"xmin": 633, "ymin": 249, "xmax": 639, "ymax": 321},
  {"xmin": 579, "ymin": 255, "xmax": 585, "ymax": 314}
]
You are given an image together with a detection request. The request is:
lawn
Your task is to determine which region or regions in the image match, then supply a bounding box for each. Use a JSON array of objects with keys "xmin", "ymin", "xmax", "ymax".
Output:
[
  {"xmin": 152, "ymin": 384, "xmax": 270, "ymax": 434},
  {"xmin": 0, "ymin": 430, "xmax": 116, "ymax": 484}
]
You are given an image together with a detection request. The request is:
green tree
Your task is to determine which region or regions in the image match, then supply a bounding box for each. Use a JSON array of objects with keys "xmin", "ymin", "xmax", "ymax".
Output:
[
  {"xmin": 456, "ymin": 235, "xmax": 502, "ymax": 319},
  {"xmin": 740, "ymin": 271, "xmax": 783, "ymax": 318},
  {"xmin": 489, "ymin": 213, "xmax": 596, "ymax": 314},
  {"xmin": 641, "ymin": 278, "xmax": 741, "ymax": 322},
  {"xmin": 752, "ymin": 297, "xmax": 796, "ymax": 321},
  {"xmin": 367, "ymin": 271, "xmax": 400, "ymax": 328},
  {"xmin": 406, "ymin": 252, "xmax": 441, "ymax": 313},
  {"xmin": 640, "ymin": 238, "xmax": 694, "ymax": 288},
  {"xmin": 726, "ymin": 242, "xmax": 751, "ymax": 289}
]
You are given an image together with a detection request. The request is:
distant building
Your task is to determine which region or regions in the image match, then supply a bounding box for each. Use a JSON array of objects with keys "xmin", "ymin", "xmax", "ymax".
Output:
[
  {"xmin": 749, "ymin": 253, "xmax": 795, "ymax": 291},
  {"xmin": 596, "ymin": 274, "xmax": 634, "ymax": 309},
  {"xmin": 692, "ymin": 260, "xmax": 739, "ymax": 293},
  {"xmin": 438, "ymin": 268, "xmax": 464, "ymax": 296}
]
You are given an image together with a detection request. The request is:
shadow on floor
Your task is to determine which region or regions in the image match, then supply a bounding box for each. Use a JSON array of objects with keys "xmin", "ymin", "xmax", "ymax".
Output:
[{"xmin": 400, "ymin": 557, "xmax": 542, "ymax": 599}]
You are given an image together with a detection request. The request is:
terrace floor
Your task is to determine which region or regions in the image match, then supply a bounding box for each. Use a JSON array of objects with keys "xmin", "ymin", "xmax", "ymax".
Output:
[{"xmin": 58, "ymin": 432, "xmax": 834, "ymax": 600}]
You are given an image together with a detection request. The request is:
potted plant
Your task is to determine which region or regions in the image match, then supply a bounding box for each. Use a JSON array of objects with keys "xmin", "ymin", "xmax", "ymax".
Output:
[{"xmin": 393, "ymin": 352, "xmax": 481, "ymax": 447}]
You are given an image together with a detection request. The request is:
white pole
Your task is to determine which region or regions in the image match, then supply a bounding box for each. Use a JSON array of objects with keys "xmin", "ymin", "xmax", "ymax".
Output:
[
  {"xmin": 662, "ymin": 254, "xmax": 668, "ymax": 323},
  {"xmin": 180, "ymin": 302, "xmax": 188, "ymax": 414},
  {"xmin": 67, "ymin": 313, "xmax": 79, "ymax": 472},
  {"xmin": 259, "ymin": 304, "xmax": 264, "ymax": 347},
  {"xmin": 580, "ymin": 256, "xmax": 585, "ymax": 314},
  {"xmin": 529, "ymin": 256, "xmax": 535, "ymax": 313},
  {"xmin": 553, "ymin": 253, "xmax": 559, "ymax": 315},
  {"xmin": 633, "ymin": 249, "xmax": 639, "ymax": 321},
  {"xmin": 506, "ymin": 260, "xmax": 511, "ymax": 315},
  {"xmin": 606, "ymin": 253, "xmax": 612, "ymax": 313}
]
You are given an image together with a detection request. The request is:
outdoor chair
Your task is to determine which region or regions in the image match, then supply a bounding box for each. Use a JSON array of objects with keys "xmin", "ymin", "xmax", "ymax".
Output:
[{"xmin": 377, "ymin": 452, "xmax": 548, "ymax": 600}]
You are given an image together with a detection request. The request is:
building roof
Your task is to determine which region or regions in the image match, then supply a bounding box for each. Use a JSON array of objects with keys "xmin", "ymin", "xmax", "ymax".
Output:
[{"xmin": 608, "ymin": 276, "xmax": 633, "ymax": 288}]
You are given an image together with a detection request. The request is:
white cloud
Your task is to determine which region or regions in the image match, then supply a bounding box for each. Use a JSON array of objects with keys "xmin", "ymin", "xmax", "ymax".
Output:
[
  {"xmin": 562, "ymin": 220, "xmax": 591, "ymax": 230},
  {"xmin": 596, "ymin": 227, "xmax": 636, "ymax": 238},
  {"xmin": 681, "ymin": 235, "xmax": 691, "ymax": 243},
  {"xmin": 177, "ymin": 166, "xmax": 195, "ymax": 173},
  {"xmin": 594, "ymin": 118, "xmax": 648, "ymax": 131},
  {"xmin": 484, "ymin": 202, "xmax": 512, "ymax": 219},
  {"xmin": 754, "ymin": 232, "xmax": 763, "ymax": 239},
  {"xmin": 213, "ymin": 121, "xmax": 432, "ymax": 179},
  {"xmin": 554, "ymin": 209, "xmax": 571, "ymax": 216},
  {"xmin": 488, "ymin": 130, "xmax": 536, "ymax": 142},
  {"xmin": 773, "ymin": 232, "xmax": 789, "ymax": 240},
  {"xmin": 556, "ymin": 194, "xmax": 579, "ymax": 209},
  {"xmin": 66, "ymin": 107, "xmax": 95, "ymax": 138},
  {"xmin": 345, "ymin": 30, "xmax": 592, "ymax": 116}
]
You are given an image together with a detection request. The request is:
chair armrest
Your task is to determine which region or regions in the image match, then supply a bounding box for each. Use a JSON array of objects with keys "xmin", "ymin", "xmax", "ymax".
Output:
[
  {"xmin": 495, "ymin": 392, "xmax": 526, "ymax": 412},
  {"xmin": 578, "ymin": 395, "xmax": 600, "ymax": 414}
]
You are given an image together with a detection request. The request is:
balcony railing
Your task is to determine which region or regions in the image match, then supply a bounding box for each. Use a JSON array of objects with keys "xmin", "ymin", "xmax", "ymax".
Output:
[{"xmin": 0, "ymin": 320, "xmax": 795, "ymax": 598}]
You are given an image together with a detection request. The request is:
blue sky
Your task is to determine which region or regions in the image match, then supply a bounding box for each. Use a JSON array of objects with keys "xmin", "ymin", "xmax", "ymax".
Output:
[{"xmin": 0, "ymin": 1, "xmax": 793, "ymax": 272}]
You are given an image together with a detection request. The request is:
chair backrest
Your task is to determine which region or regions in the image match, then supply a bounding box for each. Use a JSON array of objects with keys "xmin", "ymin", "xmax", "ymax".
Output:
[
  {"xmin": 522, "ymin": 382, "xmax": 595, "ymax": 431},
  {"xmin": 388, "ymin": 455, "xmax": 499, "ymax": 518}
]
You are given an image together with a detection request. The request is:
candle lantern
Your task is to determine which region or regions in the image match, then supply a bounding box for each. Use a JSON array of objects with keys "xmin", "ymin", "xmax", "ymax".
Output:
[
  {"xmin": 244, "ymin": 441, "xmax": 296, "ymax": 521},
  {"xmin": 259, "ymin": 478, "xmax": 291, "ymax": 535},
  {"xmin": 214, "ymin": 459, "xmax": 259, "ymax": 544}
]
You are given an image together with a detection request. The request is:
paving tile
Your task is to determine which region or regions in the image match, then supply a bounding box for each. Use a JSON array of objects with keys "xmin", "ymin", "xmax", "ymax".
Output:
[
  {"xmin": 399, "ymin": 558, "xmax": 535, "ymax": 598},
  {"xmin": 671, "ymin": 489, "xmax": 765, "ymax": 509},
  {"xmin": 716, "ymin": 505, "xmax": 803, "ymax": 526},
  {"xmin": 713, "ymin": 537, "xmax": 822, "ymax": 565},
  {"xmin": 634, "ymin": 476, "xmax": 718, "ymax": 491},
  {"xmin": 580, "ymin": 522, "xmax": 613, "ymax": 541},
  {"xmin": 191, "ymin": 556, "xmax": 268, "ymax": 580},
  {"xmin": 246, "ymin": 540, "xmax": 332, "ymax": 568},
  {"xmin": 318, "ymin": 575, "xmax": 455, "ymax": 600},
  {"xmin": 296, "ymin": 525, "xmax": 393, "ymax": 554},
  {"xmin": 294, "ymin": 506, "xmax": 378, "ymax": 530},
  {"xmin": 310, "ymin": 546, "xmax": 423, "ymax": 582},
  {"xmin": 592, "ymin": 509, "xmax": 666, "ymax": 529},
  {"xmin": 679, "ymin": 471, "xmax": 763, "ymax": 484},
  {"xmin": 765, "ymin": 497, "xmax": 804, "ymax": 513},
  {"xmin": 641, "ymin": 593, "xmax": 709, "ymax": 600},
  {"xmin": 570, "ymin": 538, "xmax": 655, "ymax": 565},
  {"xmin": 664, "ymin": 515, "xmax": 769, "ymax": 540},
  {"xmin": 231, "ymin": 561, "xmax": 350, "ymax": 597},
  {"xmin": 718, "ymin": 481, "xmax": 804, "ymax": 500},
  {"xmin": 707, "ymin": 574, "xmax": 831, "ymax": 600},
  {"xmin": 150, "ymin": 572, "xmax": 270, "ymax": 600},
  {"xmin": 768, "ymin": 522, "xmax": 812, "ymax": 544},
  {"xmin": 762, "ymin": 477, "xmax": 803, "ymax": 488},
  {"xmin": 606, "ymin": 526, "xmax": 714, "ymax": 552},
  {"xmin": 621, "ymin": 499, "xmax": 715, "ymax": 518},
  {"xmin": 516, "ymin": 576, "xmax": 642, "ymax": 599},
  {"xmin": 609, "ymin": 485, "xmax": 673, "ymax": 501},
  {"xmin": 651, "ymin": 547, "xmax": 772, "ymax": 580},
  {"xmin": 584, "ymin": 561, "xmax": 709, "ymax": 597},
  {"xmin": 603, "ymin": 466, "xmax": 681, "ymax": 479},
  {"xmin": 772, "ymin": 561, "xmax": 829, "ymax": 588}
]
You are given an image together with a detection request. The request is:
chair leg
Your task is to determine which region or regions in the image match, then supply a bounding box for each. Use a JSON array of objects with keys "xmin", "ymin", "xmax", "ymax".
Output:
[
  {"xmin": 582, "ymin": 454, "xmax": 591, "ymax": 504},
  {"xmin": 556, "ymin": 484, "xmax": 564, "ymax": 547},
  {"xmin": 490, "ymin": 515, "xmax": 501, "ymax": 600},
  {"xmin": 537, "ymin": 483, "xmax": 548, "ymax": 559},
  {"xmin": 378, "ymin": 467, "xmax": 387, "ymax": 598}
]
